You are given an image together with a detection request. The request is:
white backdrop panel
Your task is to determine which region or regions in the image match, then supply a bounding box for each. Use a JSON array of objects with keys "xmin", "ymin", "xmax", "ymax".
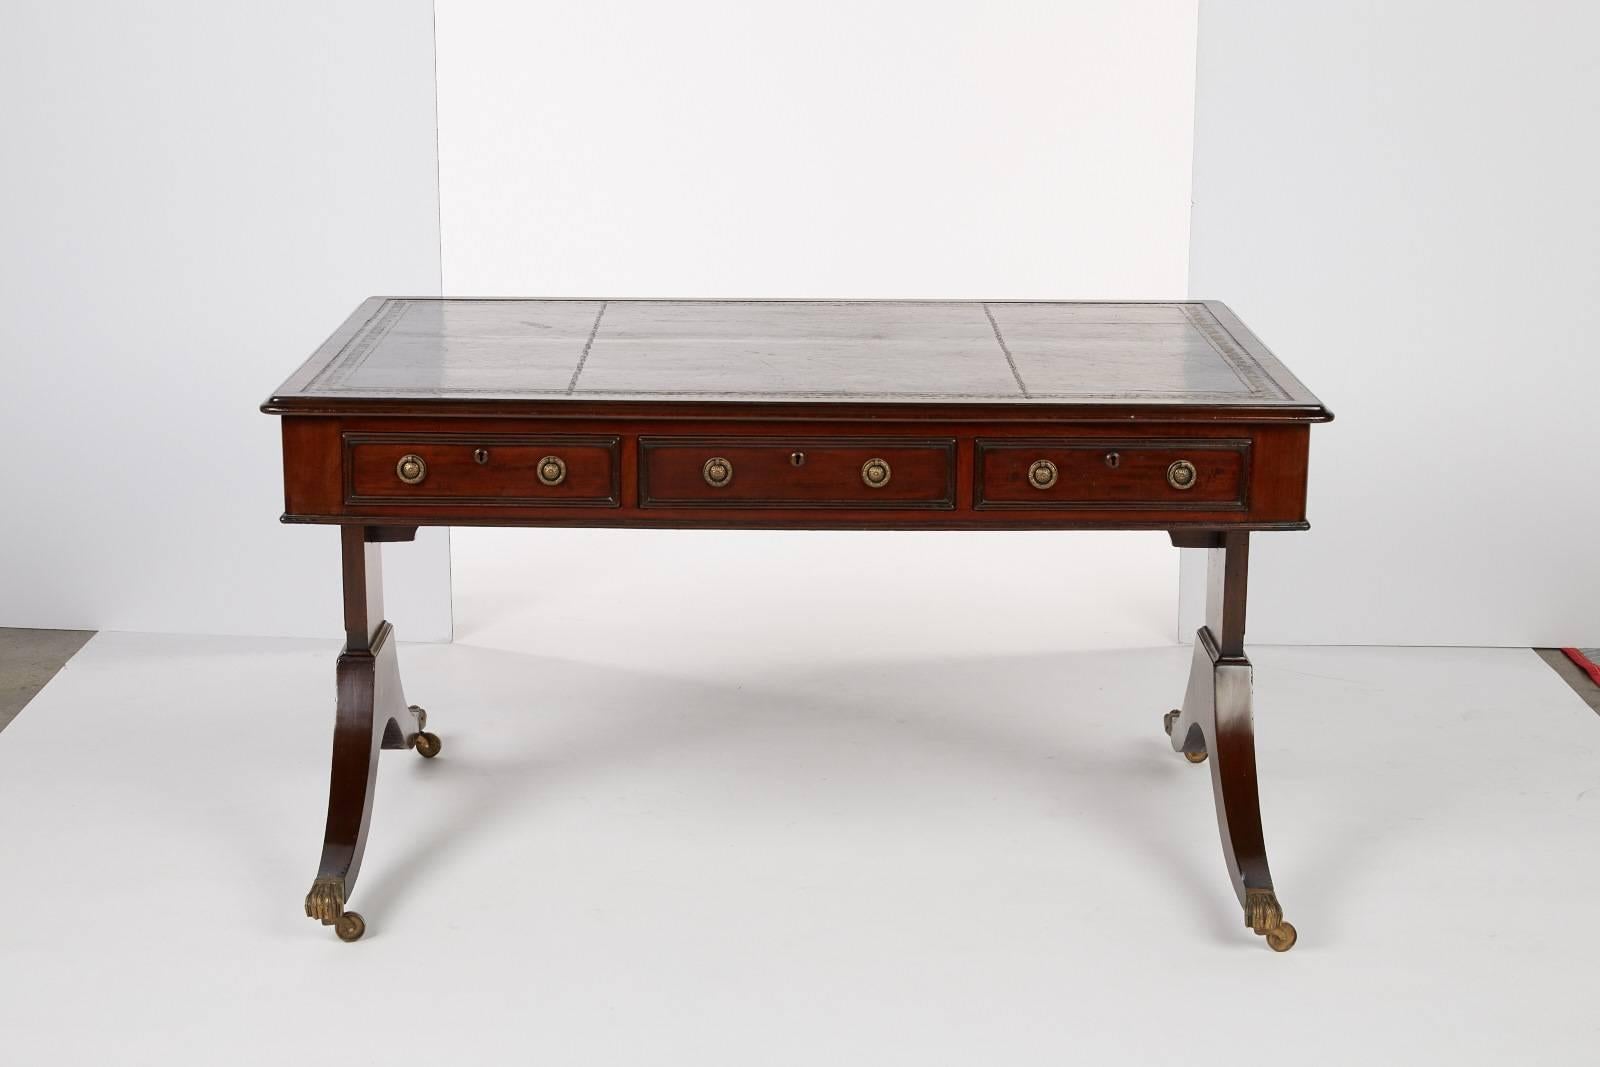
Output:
[
  {"xmin": 1185, "ymin": 2, "xmax": 1600, "ymax": 645},
  {"xmin": 435, "ymin": 0, "xmax": 1201, "ymax": 644},
  {"xmin": 0, "ymin": 1, "xmax": 452, "ymax": 640}
]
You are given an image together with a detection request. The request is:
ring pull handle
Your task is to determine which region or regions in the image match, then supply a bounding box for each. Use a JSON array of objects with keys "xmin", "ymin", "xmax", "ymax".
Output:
[
  {"xmin": 703, "ymin": 456, "xmax": 733, "ymax": 487},
  {"xmin": 537, "ymin": 455, "xmax": 567, "ymax": 487},
  {"xmin": 1166, "ymin": 460, "xmax": 1197, "ymax": 490},
  {"xmin": 396, "ymin": 454, "xmax": 427, "ymax": 485},
  {"xmin": 1028, "ymin": 459, "xmax": 1058, "ymax": 490},
  {"xmin": 861, "ymin": 458, "xmax": 892, "ymax": 488}
]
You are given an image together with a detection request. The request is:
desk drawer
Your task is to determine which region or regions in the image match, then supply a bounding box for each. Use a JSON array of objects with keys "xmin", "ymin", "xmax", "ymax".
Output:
[
  {"xmin": 640, "ymin": 437, "xmax": 955, "ymax": 508},
  {"xmin": 345, "ymin": 434, "xmax": 620, "ymax": 506},
  {"xmin": 976, "ymin": 439, "xmax": 1249, "ymax": 510}
]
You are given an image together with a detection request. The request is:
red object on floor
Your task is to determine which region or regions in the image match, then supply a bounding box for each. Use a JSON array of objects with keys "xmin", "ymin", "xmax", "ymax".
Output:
[{"xmin": 1560, "ymin": 648, "xmax": 1600, "ymax": 687}]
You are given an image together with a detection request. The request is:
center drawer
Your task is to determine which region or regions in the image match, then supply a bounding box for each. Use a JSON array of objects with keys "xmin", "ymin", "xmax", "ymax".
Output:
[{"xmin": 639, "ymin": 437, "xmax": 956, "ymax": 508}]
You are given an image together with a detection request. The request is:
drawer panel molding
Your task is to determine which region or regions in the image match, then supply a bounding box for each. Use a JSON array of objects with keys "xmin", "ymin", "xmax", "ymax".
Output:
[
  {"xmin": 640, "ymin": 437, "xmax": 956, "ymax": 509},
  {"xmin": 975, "ymin": 438, "xmax": 1251, "ymax": 510},
  {"xmin": 344, "ymin": 433, "xmax": 620, "ymax": 507}
]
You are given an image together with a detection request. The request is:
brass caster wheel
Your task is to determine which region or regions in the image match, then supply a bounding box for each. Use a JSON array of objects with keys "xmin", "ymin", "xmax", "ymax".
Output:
[
  {"xmin": 1183, "ymin": 750, "xmax": 1208, "ymax": 764},
  {"xmin": 1163, "ymin": 709, "xmax": 1179, "ymax": 737},
  {"xmin": 1265, "ymin": 921, "xmax": 1298, "ymax": 952},
  {"xmin": 410, "ymin": 705, "xmax": 427, "ymax": 731},
  {"xmin": 335, "ymin": 911, "xmax": 366, "ymax": 942},
  {"xmin": 413, "ymin": 731, "xmax": 442, "ymax": 759}
]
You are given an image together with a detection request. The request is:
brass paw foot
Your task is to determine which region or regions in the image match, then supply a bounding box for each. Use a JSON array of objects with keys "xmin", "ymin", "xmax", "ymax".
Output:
[
  {"xmin": 1245, "ymin": 888, "xmax": 1298, "ymax": 952},
  {"xmin": 306, "ymin": 876, "xmax": 367, "ymax": 942},
  {"xmin": 1183, "ymin": 750, "xmax": 1208, "ymax": 764}
]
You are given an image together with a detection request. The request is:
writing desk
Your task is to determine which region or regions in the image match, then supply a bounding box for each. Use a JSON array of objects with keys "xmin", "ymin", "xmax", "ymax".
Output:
[{"xmin": 263, "ymin": 298, "xmax": 1330, "ymax": 949}]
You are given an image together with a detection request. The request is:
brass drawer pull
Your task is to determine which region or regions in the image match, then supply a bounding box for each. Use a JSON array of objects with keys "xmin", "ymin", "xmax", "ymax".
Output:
[
  {"xmin": 703, "ymin": 456, "xmax": 733, "ymax": 487},
  {"xmin": 396, "ymin": 454, "xmax": 427, "ymax": 485},
  {"xmin": 1028, "ymin": 458, "xmax": 1058, "ymax": 489},
  {"xmin": 1167, "ymin": 459, "xmax": 1197, "ymax": 490},
  {"xmin": 861, "ymin": 457, "xmax": 891, "ymax": 488},
  {"xmin": 537, "ymin": 455, "xmax": 567, "ymax": 487}
]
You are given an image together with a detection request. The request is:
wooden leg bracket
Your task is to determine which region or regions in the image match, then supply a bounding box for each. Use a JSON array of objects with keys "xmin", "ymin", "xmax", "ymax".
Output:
[
  {"xmin": 305, "ymin": 527, "xmax": 438, "ymax": 942},
  {"xmin": 1165, "ymin": 531, "xmax": 1296, "ymax": 952}
]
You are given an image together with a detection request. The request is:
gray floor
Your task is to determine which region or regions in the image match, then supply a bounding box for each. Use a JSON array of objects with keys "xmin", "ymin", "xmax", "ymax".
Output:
[
  {"xmin": 0, "ymin": 627, "xmax": 94, "ymax": 733},
  {"xmin": 1535, "ymin": 648, "xmax": 1600, "ymax": 714}
]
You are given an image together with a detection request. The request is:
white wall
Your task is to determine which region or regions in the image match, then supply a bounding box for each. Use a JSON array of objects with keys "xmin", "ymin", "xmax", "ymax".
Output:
[
  {"xmin": 1185, "ymin": 2, "xmax": 1600, "ymax": 645},
  {"xmin": 435, "ymin": 0, "xmax": 1201, "ymax": 647},
  {"xmin": 19, "ymin": 2, "xmax": 1582, "ymax": 650},
  {"xmin": 436, "ymin": 0, "xmax": 1199, "ymax": 299},
  {"xmin": 0, "ymin": 2, "xmax": 453, "ymax": 641}
]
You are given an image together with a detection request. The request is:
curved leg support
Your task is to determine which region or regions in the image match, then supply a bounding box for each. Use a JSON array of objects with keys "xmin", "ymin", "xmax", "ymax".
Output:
[
  {"xmin": 306, "ymin": 624, "xmax": 426, "ymax": 941},
  {"xmin": 305, "ymin": 526, "xmax": 435, "ymax": 942},
  {"xmin": 1166, "ymin": 531, "xmax": 1295, "ymax": 951}
]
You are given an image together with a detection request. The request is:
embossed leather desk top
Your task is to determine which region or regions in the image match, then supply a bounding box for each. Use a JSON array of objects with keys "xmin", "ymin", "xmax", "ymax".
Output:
[
  {"xmin": 267, "ymin": 297, "xmax": 1327, "ymax": 950},
  {"xmin": 268, "ymin": 297, "xmax": 1327, "ymax": 413}
]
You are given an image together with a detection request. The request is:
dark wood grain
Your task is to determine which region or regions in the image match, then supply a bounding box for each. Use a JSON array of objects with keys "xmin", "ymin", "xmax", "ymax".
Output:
[
  {"xmin": 278, "ymin": 415, "xmax": 1313, "ymax": 530},
  {"xmin": 974, "ymin": 439, "xmax": 1248, "ymax": 510},
  {"xmin": 1165, "ymin": 532, "xmax": 1298, "ymax": 951},
  {"xmin": 304, "ymin": 526, "xmax": 430, "ymax": 942},
  {"xmin": 345, "ymin": 433, "xmax": 619, "ymax": 507},
  {"xmin": 639, "ymin": 437, "xmax": 955, "ymax": 509}
]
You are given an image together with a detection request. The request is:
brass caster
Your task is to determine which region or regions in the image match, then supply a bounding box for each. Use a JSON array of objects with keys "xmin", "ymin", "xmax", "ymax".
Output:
[
  {"xmin": 1163, "ymin": 709, "xmax": 1179, "ymax": 737},
  {"xmin": 414, "ymin": 731, "xmax": 442, "ymax": 759},
  {"xmin": 1265, "ymin": 921, "xmax": 1298, "ymax": 952},
  {"xmin": 1184, "ymin": 750, "xmax": 1208, "ymax": 764},
  {"xmin": 410, "ymin": 705, "xmax": 427, "ymax": 732},
  {"xmin": 335, "ymin": 911, "xmax": 366, "ymax": 942}
]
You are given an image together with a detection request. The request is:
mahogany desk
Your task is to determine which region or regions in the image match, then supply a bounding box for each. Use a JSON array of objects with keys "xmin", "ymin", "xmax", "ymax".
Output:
[{"xmin": 263, "ymin": 298, "xmax": 1330, "ymax": 949}]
